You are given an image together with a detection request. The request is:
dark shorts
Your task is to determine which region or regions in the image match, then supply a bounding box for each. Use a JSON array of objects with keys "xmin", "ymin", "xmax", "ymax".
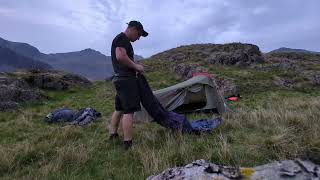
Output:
[{"xmin": 113, "ymin": 76, "xmax": 141, "ymax": 114}]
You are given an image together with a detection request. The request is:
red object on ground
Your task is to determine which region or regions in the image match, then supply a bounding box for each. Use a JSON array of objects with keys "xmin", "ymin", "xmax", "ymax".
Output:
[
  {"xmin": 192, "ymin": 72, "xmax": 213, "ymax": 79},
  {"xmin": 228, "ymin": 97, "xmax": 238, "ymax": 101}
]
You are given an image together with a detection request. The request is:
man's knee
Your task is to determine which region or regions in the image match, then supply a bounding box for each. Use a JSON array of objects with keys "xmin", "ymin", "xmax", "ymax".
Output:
[
  {"xmin": 114, "ymin": 110, "xmax": 123, "ymax": 115},
  {"xmin": 122, "ymin": 113, "xmax": 134, "ymax": 118}
]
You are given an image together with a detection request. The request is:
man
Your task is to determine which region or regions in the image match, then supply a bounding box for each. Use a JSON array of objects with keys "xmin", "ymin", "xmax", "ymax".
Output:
[{"xmin": 109, "ymin": 20, "xmax": 148, "ymax": 150}]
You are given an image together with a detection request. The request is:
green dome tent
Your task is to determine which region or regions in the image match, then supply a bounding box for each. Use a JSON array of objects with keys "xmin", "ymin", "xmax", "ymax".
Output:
[{"xmin": 134, "ymin": 74, "xmax": 228, "ymax": 122}]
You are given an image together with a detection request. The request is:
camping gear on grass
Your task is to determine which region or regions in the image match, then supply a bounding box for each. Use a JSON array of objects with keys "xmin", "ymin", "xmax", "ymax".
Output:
[
  {"xmin": 45, "ymin": 108, "xmax": 75, "ymax": 123},
  {"xmin": 45, "ymin": 107, "xmax": 101, "ymax": 126},
  {"xmin": 228, "ymin": 97, "xmax": 238, "ymax": 101}
]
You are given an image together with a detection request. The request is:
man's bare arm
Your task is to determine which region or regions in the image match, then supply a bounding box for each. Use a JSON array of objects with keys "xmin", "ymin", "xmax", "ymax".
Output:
[
  {"xmin": 115, "ymin": 47, "xmax": 144, "ymax": 73},
  {"xmin": 116, "ymin": 47, "xmax": 137, "ymax": 69}
]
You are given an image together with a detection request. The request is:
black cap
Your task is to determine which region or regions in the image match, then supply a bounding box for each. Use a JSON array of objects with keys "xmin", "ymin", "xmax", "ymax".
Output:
[{"xmin": 127, "ymin": 20, "xmax": 148, "ymax": 37}]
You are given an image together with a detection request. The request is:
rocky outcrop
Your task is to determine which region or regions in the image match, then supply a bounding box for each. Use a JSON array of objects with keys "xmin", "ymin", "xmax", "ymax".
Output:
[
  {"xmin": 301, "ymin": 71, "xmax": 320, "ymax": 86},
  {"xmin": 269, "ymin": 47, "xmax": 320, "ymax": 54},
  {"xmin": 205, "ymin": 46, "xmax": 263, "ymax": 66},
  {"xmin": 0, "ymin": 73, "xmax": 42, "ymax": 111},
  {"xmin": 148, "ymin": 159, "xmax": 320, "ymax": 180},
  {"xmin": 16, "ymin": 69, "xmax": 92, "ymax": 90},
  {"xmin": 214, "ymin": 76, "xmax": 240, "ymax": 98},
  {"xmin": 151, "ymin": 43, "xmax": 264, "ymax": 66},
  {"xmin": 0, "ymin": 70, "xmax": 92, "ymax": 111},
  {"xmin": 173, "ymin": 63, "xmax": 208, "ymax": 79},
  {"xmin": 273, "ymin": 76, "xmax": 296, "ymax": 88},
  {"xmin": 252, "ymin": 54, "xmax": 305, "ymax": 73},
  {"xmin": 251, "ymin": 53, "xmax": 320, "ymax": 88}
]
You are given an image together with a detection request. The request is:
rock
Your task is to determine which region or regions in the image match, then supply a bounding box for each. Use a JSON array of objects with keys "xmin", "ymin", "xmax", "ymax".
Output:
[
  {"xmin": 0, "ymin": 73, "xmax": 42, "ymax": 111},
  {"xmin": 204, "ymin": 44, "xmax": 264, "ymax": 66},
  {"xmin": 296, "ymin": 160, "xmax": 318, "ymax": 175},
  {"xmin": 148, "ymin": 159, "xmax": 320, "ymax": 180},
  {"xmin": 169, "ymin": 52, "xmax": 188, "ymax": 61},
  {"xmin": 173, "ymin": 63, "xmax": 207, "ymax": 78},
  {"xmin": 253, "ymin": 63, "xmax": 302, "ymax": 73},
  {"xmin": 301, "ymin": 71, "xmax": 320, "ymax": 86},
  {"xmin": 313, "ymin": 74, "xmax": 320, "ymax": 85},
  {"xmin": 213, "ymin": 76, "xmax": 240, "ymax": 98},
  {"xmin": 0, "ymin": 101, "xmax": 19, "ymax": 111},
  {"xmin": 273, "ymin": 76, "xmax": 296, "ymax": 88},
  {"xmin": 0, "ymin": 69, "xmax": 92, "ymax": 111},
  {"xmin": 252, "ymin": 53, "xmax": 320, "ymax": 88},
  {"xmin": 206, "ymin": 51, "xmax": 258, "ymax": 66},
  {"xmin": 15, "ymin": 69, "xmax": 92, "ymax": 90},
  {"xmin": 151, "ymin": 43, "xmax": 264, "ymax": 66},
  {"xmin": 173, "ymin": 63, "xmax": 195, "ymax": 78},
  {"xmin": 279, "ymin": 160, "xmax": 302, "ymax": 177},
  {"xmin": 266, "ymin": 52, "xmax": 320, "ymax": 62},
  {"xmin": 252, "ymin": 53, "xmax": 320, "ymax": 74}
]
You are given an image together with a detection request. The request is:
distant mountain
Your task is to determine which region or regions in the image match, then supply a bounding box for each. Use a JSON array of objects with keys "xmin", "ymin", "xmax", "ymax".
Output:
[
  {"xmin": 0, "ymin": 46, "xmax": 52, "ymax": 72},
  {"xmin": 0, "ymin": 37, "xmax": 41, "ymax": 59},
  {"xmin": 269, "ymin": 47, "xmax": 320, "ymax": 54},
  {"xmin": 0, "ymin": 37, "xmax": 145, "ymax": 80},
  {"xmin": 44, "ymin": 48, "xmax": 113, "ymax": 80},
  {"xmin": 0, "ymin": 37, "xmax": 120, "ymax": 80}
]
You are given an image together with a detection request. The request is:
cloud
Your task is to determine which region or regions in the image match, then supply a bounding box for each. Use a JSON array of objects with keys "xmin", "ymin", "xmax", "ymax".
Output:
[{"xmin": 0, "ymin": 0, "xmax": 319, "ymax": 57}]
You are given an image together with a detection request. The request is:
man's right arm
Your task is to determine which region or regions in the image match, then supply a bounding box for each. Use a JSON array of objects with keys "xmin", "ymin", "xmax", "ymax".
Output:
[{"xmin": 115, "ymin": 47, "xmax": 144, "ymax": 73}]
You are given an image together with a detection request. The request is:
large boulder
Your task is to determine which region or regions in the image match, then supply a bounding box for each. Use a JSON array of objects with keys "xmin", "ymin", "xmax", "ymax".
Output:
[
  {"xmin": 253, "ymin": 54, "xmax": 305, "ymax": 73},
  {"xmin": 301, "ymin": 71, "xmax": 320, "ymax": 86},
  {"xmin": 148, "ymin": 159, "xmax": 320, "ymax": 180},
  {"xmin": 169, "ymin": 52, "xmax": 188, "ymax": 61},
  {"xmin": 0, "ymin": 73, "xmax": 42, "ymax": 111},
  {"xmin": 173, "ymin": 63, "xmax": 208, "ymax": 79},
  {"xmin": 15, "ymin": 69, "xmax": 92, "ymax": 90},
  {"xmin": 213, "ymin": 76, "xmax": 240, "ymax": 98},
  {"xmin": 254, "ymin": 53, "xmax": 320, "ymax": 87},
  {"xmin": 206, "ymin": 47, "xmax": 263, "ymax": 66},
  {"xmin": 151, "ymin": 43, "xmax": 264, "ymax": 66},
  {"xmin": 0, "ymin": 69, "xmax": 92, "ymax": 111}
]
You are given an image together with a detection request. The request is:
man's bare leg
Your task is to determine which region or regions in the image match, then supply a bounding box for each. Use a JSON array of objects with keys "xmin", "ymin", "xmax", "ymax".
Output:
[
  {"xmin": 110, "ymin": 111, "xmax": 122, "ymax": 135},
  {"xmin": 122, "ymin": 113, "xmax": 134, "ymax": 141}
]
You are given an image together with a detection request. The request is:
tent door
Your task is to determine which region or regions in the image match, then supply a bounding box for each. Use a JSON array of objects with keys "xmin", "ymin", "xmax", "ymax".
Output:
[{"xmin": 173, "ymin": 85, "xmax": 207, "ymax": 113}]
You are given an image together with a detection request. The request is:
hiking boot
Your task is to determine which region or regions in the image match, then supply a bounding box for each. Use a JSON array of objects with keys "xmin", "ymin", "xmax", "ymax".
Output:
[
  {"xmin": 109, "ymin": 133, "xmax": 119, "ymax": 141},
  {"xmin": 123, "ymin": 140, "xmax": 133, "ymax": 150}
]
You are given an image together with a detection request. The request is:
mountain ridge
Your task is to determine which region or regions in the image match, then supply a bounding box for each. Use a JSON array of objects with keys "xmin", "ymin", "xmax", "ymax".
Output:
[
  {"xmin": 0, "ymin": 46, "xmax": 52, "ymax": 72},
  {"xmin": 0, "ymin": 37, "xmax": 146, "ymax": 80},
  {"xmin": 269, "ymin": 47, "xmax": 320, "ymax": 54}
]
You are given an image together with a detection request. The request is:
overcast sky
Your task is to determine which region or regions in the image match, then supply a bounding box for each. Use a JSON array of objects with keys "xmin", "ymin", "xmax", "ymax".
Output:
[{"xmin": 0, "ymin": 0, "xmax": 319, "ymax": 57}]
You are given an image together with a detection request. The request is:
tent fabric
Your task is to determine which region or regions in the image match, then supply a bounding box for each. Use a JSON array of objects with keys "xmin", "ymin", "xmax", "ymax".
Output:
[
  {"xmin": 154, "ymin": 75, "xmax": 225, "ymax": 112},
  {"xmin": 69, "ymin": 108, "xmax": 102, "ymax": 126},
  {"xmin": 190, "ymin": 118, "xmax": 223, "ymax": 133},
  {"xmin": 137, "ymin": 74, "xmax": 222, "ymax": 133},
  {"xmin": 135, "ymin": 74, "xmax": 227, "ymax": 122},
  {"xmin": 45, "ymin": 108, "xmax": 75, "ymax": 123}
]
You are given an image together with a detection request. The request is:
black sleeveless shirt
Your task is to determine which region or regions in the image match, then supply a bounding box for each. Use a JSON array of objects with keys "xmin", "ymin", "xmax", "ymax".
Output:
[{"xmin": 111, "ymin": 32, "xmax": 135, "ymax": 76}]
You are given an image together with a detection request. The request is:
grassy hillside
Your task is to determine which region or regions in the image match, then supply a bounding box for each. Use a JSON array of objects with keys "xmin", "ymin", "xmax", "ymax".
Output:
[
  {"xmin": 1, "ymin": 54, "xmax": 320, "ymax": 179},
  {"xmin": 1, "ymin": 69, "xmax": 319, "ymax": 179}
]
